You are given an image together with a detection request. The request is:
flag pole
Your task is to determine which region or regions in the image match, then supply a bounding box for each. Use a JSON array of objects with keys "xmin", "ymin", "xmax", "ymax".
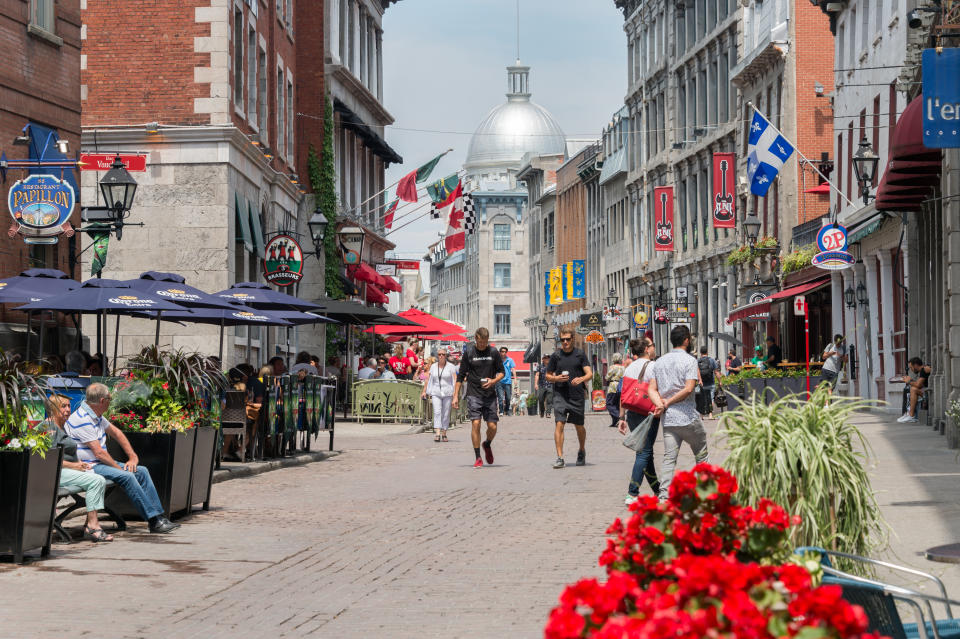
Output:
[
  {"xmin": 748, "ymin": 102, "xmax": 858, "ymax": 210},
  {"xmin": 341, "ymin": 148, "xmax": 454, "ymax": 217}
]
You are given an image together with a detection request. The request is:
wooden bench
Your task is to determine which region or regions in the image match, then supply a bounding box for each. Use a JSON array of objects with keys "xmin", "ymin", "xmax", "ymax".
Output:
[{"xmin": 53, "ymin": 480, "xmax": 127, "ymax": 543}]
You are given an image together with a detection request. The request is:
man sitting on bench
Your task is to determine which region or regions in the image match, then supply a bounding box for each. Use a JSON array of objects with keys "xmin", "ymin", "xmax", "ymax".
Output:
[
  {"xmin": 42, "ymin": 394, "xmax": 113, "ymax": 542},
  {"xmin": 65, "ymin": 383, "xmax": 179, "ymax": 534},
  {"xmin": 897, "ymin": 357, "xmax": 932, "ymax": 423}
]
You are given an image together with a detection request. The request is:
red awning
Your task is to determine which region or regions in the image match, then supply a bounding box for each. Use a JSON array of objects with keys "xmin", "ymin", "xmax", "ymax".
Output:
[
  {"xmin": 726, "ymin": 279, "xmax": 829, "ymax": 323},
  {"xmin": 380, "ymin": 275, "xmax": 402, "ymax": 293},
  {"xmin": 365, "ymin": 284, "xmax": 388, "ymax": 305},
  {"xmin": 876, "ymin": 97, "xmax": 942, "ymax": 212},
  {"xmin": 504, "ymin": 350, "xmax": 530, "ymax": 372},
  {"xmin": 803, "ymin": 182, "xmax": 831, "ymax": 194},
  {"xmin": 350, "ymin": 263, "xmax": 379, "ymax": 285}
]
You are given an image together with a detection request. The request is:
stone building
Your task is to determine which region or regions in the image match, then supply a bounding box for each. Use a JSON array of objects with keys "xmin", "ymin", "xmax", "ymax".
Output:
[{"xmin": 0, "ymin": 0, "xmax": 82, "ymax": 353}]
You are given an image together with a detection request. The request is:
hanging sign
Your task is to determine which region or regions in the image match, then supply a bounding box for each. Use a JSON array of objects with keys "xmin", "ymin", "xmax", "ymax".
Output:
[
  {"xmin": 654, "ymin": 305, "xmax": 668, "ymax": 324},
  {"xmin": 78, "ymin": 153, "xmax": 147, "ymax": 172},
  {"xmin": 263, "ymin": 234, "xmax": 304, "ymax": 287},
  {"xmin": 375, "ymin": 263, "xmax": 397, "ymax": 277},
  {"xmin": 816, "ymin": 223, "xmax": 848, "ymax": 252},
  {"xmin": 712, "ymin": 152, "xmax": 736, "ymax": 228},
  {"xmin": 584, "ymin": 330, "xmax": 605, "ymax": 344},
  {"xmin": 922, "ymin": 48, "xmax": 960, "ymax": 148},
  {"xmin": 634, "ymin": 310, "xmax": 649, "ymax": 329},
  {"xmin": 653, "ymin": 186, "xmax": 674, "ymax": 252},
  {"xmin": 7, "ymin": 174, "xmax": 75, "ymax": 244},
  {"xmin": 580, "ymin": 312, "xmax": 605, "ymax": 330},
  {"xmin": 337, "ymin": 227, "xmax": 365, "ymax": 266},
  {"xmin": 811, "ymin": 251, "xmax": 855, "ymax": 270},
  {"xmin": 794, "ymin": 295, "xmax": 806, "ymax": 316},
  {"xmin": 387, "ymin": 259, "xmax": 420, "ymax": 271}
]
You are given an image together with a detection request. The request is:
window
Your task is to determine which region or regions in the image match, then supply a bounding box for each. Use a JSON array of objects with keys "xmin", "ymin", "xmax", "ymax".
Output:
[
  {"xmin": 277, "ymin": 69, "xmax": 284, "ymax": 157},
  {"xmin": 494, "ymin": 306, "xmax": 511, "ymax": 335},
  {"xmin": 494, "ymin": 263, "xmax": 511, "ymax": 288},
  {"xmin": 234, "ymin": 10, "xmax": 244, "ymax": 107},
  {"xmin": 248, "ymin": 28, "xmax": 257, "ymax": 121},
  {"xmin": 286, "ymin": 79, "xmax": 293, "ymax": 160},
  {"xmin": 258, "ymin": 50, "xmax": 268, "ymax": 134},
  {"xmin": 861, "ymin": 0, "xmax": 869, "ymax": 47},
  {"xmin": 493, "ymin": 224, "xmax": 511, "ymax": 250},
  {"xmin": 30, "ymin": 0, "xmax": 54, "ymax": 32},
  {"xmin": 286, "ymin": 0, "xmax": 293, "ymax": 29}
]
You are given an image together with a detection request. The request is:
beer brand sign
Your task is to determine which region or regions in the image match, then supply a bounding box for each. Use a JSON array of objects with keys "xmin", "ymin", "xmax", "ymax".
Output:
[
  {"xmin": 7, "ymin": 174, "xmax": 75, "ymax": 243},
  {"xmin": 712, "ymin": 153, "xmax": 736, "ymax": 228},
  {"xmin": 263, "ymin": 234, "xmax": 304, "ymax": 287}
]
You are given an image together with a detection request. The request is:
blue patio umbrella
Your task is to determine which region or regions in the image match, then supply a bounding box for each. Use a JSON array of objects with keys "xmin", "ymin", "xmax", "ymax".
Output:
[
  {"xmin": 212, "ymin": 281, "xmax": 319, "ymax": 311},
  {"xmin": 127, "ymin": 271, "xmax": 239, "ymax": 310},
  {"xmin": 18, "ymin": 279, "xmax": 187, "ymax": 373},
  {"xmin": 0, "ymin": 269, "xmax": 78, "ymax": 362}
]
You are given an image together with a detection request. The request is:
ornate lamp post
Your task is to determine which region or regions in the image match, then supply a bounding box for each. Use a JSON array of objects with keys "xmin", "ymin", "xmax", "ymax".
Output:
[
  {"xmin": 851, "ymin": 138, "xmax": 879, "ymax": 205},
  {"xmin": 844, "ymin": 284, "xmax": 856, "ymax": 309}
]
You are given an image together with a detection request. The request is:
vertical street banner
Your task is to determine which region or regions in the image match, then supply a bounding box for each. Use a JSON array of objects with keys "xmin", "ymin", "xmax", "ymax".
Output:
[
  {"xmin": 90, "ymin": 227, "xmax": 109, "ymax": 276},
  {"xmin": 572, "ymin": 259, "xmax": 586, "ymax": 299},
  {"xmin": 564, "ymin": 262, "xmax": 575, "ymax": 301},
  {"xmin": 712, "ymin": 152, "xmax": 736, "ymax": 228},
  {"xmin": 653, "ymin": 186, "xmax": 675, "ymax": 252},
  {"xmin": 549, "ymin": 267, "xmax": 563, "ymax": 306},
  {"xmin": 544, "ymin": 271, "xmax": 552, "ymax": 307}
]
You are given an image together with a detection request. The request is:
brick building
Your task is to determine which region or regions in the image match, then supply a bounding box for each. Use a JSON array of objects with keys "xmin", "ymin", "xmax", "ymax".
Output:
[
  {"xmin": 0, "ymin": 0, "xmax": 82, "ymax": 353},
  {"xmin": 80, "ymin": 0, "xmax": 315, "ymax": 365}
]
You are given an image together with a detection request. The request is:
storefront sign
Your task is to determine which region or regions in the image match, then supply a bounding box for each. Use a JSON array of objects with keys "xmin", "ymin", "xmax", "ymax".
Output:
[
  {"xmin": 337, "ymin": 226, "xmax": 365, "ymax": 266},
  {"xmin": 634, "ymin": 310, "xmax": 649, "ymax": 329},
  {"xmin": 584, "ymin": 330, "xmax": 605, "ymax": 344},
  {"xmin": 812, "ymin": 250, "xmax": 855, "ymax": 270},
  {"xmin": 7, "ymin": 174, "xmax": 75, "ymax": 243},
  {"xmin": 580, "ymin": 312, "xmax": 605, "ymax": 330},
  {"xmin": 375, "ymin": 263, "xmax": 397, "ymax": 277},
  {"xmin": 816, "ymin": 223, "xmax": 848, "ymax": 252},
  {"xmin": 712, "ymin": 152, "xmax": 736, "ymax": 228},
  {"xmin": 263, "ymin": 234, "xmax": 304, "ymax": 287},
  {"xmin": 78, "ymin": 153, "xmax": 147, "ymax": 172},
  {"xmin": 922, "ymin": 48, "xmax": 960, "ymax": 148},
  {"xmin": 794, "ymin": 295, "xmax": 806, "ymax": 316},
  {"xmin": 387, "ymin": 260, "xmax": 420, "ymax": 271},
  {"xmin": 654, "ymin": 305, "xmax": 668, "ymax": 324},
  {"xmin": 653, "ymin": 186, "xmax": 674, "ymax": 252},
  {"xmin": 744, "ymin": 291, "xmax": 771, "ymax": 321}
]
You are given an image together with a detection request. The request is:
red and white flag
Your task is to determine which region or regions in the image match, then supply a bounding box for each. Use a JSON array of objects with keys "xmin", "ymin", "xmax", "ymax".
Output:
[{"xmin": 443, "ymin": 183, "xmax": 466, "ymax": 253}]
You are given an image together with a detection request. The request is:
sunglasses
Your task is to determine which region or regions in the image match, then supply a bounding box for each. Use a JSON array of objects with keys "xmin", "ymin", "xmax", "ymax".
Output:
[{"xmin": 560, "ymin": 338, "xmax": 572, "ymax": 342}]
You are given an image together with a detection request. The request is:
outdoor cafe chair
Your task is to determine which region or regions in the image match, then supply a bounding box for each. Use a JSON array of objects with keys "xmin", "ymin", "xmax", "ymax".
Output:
[
  {"xmin": 219, "ymin": 390, "xmax": 248, "ymax": 465},
  {"xmin": 796, "ymin": 546, "xmax": 960, "ymax": 639}
]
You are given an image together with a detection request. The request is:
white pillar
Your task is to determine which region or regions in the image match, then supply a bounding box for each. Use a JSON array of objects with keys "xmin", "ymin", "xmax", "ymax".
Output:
[
  {"xmin": 329, "ymin": 0, "xmax": 341, "ymax": 63},
  {"xmin": 864, "ymin": 255, "xmax": 882, "ymax": 401},
  {"xmin": 878, "ymin": 249, "xmax": 897, "ymax": 406}
]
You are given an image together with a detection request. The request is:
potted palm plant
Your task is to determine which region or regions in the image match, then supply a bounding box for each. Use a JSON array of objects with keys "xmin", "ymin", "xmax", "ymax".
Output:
[
  {"xmin": 105, "ymin": 347, "xmax": 224, "ymax": 519},
  {"xmin": 720, "ymin": 387, "xmax": 887, "ymax": 571},
  {"xmin": 0, "ymin": 351, "xmax": 62, "ymax": 562}
]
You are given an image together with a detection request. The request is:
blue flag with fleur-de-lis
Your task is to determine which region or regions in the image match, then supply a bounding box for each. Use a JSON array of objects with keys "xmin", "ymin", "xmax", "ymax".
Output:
[
  {"xmin": 572, "ymin": 260, "xmax": 586, "ymax": 299},
  {"xmin": 746, "ymin": 109, "xmax": 794, "ymax": 197}
]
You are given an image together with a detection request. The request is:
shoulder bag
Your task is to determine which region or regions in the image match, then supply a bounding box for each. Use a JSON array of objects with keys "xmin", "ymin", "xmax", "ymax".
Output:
[{"xmin": 621, "ymin": 361, "xmax": 656, "ymax": 415}]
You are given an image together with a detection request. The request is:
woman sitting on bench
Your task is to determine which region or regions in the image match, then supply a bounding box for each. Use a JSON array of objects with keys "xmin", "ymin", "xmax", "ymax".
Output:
[{"xmin": 42, "ymin": 395, "xmax": 113, "ymax": 542}]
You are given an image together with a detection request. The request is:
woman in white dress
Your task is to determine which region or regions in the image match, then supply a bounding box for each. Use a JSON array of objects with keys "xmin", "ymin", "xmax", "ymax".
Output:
[{"xmin": 421, "ymin": 349, "xmax": 457, "ymax": 442}]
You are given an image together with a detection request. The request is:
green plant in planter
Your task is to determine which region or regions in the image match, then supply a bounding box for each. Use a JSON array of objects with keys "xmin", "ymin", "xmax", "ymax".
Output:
[
  {"xmin": 720, "ymin": 387, "xmax": 886, "ymax": 572},
  {"xmin": 0, "ymin": 350, "xmax": 52, "ymax": 455},
  {"xmin": 726, "ymin": 245, "xmax": 752, "ymax": 266},
  {"xmin": 781, "ymin": 244, "xmax": 818, "ymax": 276},
  {"xmin": 526, "ymin": 393, "xmax": 538, "ymax": 410}
]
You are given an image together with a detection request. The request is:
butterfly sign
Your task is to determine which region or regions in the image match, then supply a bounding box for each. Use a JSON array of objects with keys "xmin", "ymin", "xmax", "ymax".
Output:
[{"xmin": 653, "ymin": 186, "xmax": 674, "ymax": 252}]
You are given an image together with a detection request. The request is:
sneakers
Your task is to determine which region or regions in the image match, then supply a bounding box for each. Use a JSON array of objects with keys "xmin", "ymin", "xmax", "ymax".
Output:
[
  {"xmin": 483, "ymin": 440, "xmax": 494, "ymax": 464},
  {"xmin": 473, "ymin": 457, "xmax": 483, "ymax": 469},
  {"xmin": 553, "ymin": 457, "xmax": 565, "ymax": 469},
  {"xmin": 576, "ymin": 450, "xmax": 586, "ymax": 466},
  {"xmin": 624, "ymin": 494, "xmax": 638, "ymax": 506},
  {"xmin": 897, "ymin": 413, "xmax": 919, "ymax": 423}
]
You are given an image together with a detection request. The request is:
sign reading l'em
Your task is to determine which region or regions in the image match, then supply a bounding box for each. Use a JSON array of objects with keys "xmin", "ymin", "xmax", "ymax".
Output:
[{"xmin": 922, "ymin": 48, "xmax": 960, "ymax": 149}]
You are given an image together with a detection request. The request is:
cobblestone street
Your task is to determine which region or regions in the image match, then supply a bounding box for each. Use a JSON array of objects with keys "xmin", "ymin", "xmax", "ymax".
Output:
[{"xmin": 3, "ymin": 410, "xmax": 960, "ymax": 638}]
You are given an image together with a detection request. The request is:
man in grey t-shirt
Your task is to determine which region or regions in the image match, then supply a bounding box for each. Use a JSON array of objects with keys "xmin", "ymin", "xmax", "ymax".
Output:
[{"xmin": 649, "ymin": 325, "xmax": 709, "ymax": 500}]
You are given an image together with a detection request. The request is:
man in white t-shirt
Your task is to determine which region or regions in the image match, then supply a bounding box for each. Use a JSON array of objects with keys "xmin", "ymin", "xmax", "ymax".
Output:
[
  {"xmin": 820, "ymin": 335, "xmax": 845, "ymax": 390},
  {"xmin": 648, "ymin": 325, "xmax": 709, "ymax": 500}
]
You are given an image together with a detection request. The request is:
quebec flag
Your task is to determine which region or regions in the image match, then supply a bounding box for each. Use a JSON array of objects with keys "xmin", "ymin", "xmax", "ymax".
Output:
[{"xmin": 746, "ymin": 110, "xmax": 795, "ymax": 197}]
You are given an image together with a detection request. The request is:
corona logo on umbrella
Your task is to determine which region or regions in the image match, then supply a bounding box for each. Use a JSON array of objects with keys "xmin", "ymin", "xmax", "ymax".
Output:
[
  {"xmin": 231, "ymin": 311, "xmax": 270, "ymax": 322},
  {"xmin": 156, "ymin": 288, "xmax": 201, "ymax": 302},
  {"xmin": 263, "ymin": 234, "xmax": 304, "ymax": 287},
  {"xmin": 107, "ymin": 295, "xmax": 157, "ymax": 307}
]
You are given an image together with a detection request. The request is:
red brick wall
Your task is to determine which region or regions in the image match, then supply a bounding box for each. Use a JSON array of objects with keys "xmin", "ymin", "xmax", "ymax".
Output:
[
  {"xmin": 82, "ymin": 0, "xmax": 211, "ymax": 127},
  {"xmin": 0, "ymin": 1, "xmax": 82, "ymax": 325},
  {"xmin": 793, "ymin": 0, "xmax": 835, "ymax": 226},
  {"xmin": 555, "ymin": 159, "xmax": 587, "ymax": 315},
  {"xmin": 294, "ymin": 0, "xmax": 324, "ymax": 188}
]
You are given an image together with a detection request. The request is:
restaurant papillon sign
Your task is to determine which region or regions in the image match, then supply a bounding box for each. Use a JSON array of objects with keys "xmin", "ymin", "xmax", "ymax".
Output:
[{"xmin": 7, "ymin": 174, "xmax": 75, "ymax": 244}]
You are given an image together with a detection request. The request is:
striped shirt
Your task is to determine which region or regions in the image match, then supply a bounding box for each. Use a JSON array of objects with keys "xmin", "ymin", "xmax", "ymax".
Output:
[{"xmin": 65, "ymin": 402, "xmax": 110, "ymax": 464}]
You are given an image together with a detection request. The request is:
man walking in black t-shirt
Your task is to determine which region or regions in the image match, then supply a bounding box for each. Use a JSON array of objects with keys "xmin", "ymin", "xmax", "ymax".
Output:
[
  {"xmin": 453, "ymin": 327, "xmax": 505, "ymax": 468},
  {"xmin": 546, "ymin": 329, "xmax": 593, "ymax": 469}
]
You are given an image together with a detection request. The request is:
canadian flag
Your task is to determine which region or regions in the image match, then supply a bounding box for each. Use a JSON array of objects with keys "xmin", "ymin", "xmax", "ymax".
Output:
[{"xmin": 442, "ymin": 183, "xmax": 466, "ymax": 253}]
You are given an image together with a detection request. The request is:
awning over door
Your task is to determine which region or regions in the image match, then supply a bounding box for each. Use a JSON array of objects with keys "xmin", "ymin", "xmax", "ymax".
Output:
[
  {"xmin": 876, "ymin": 97, "xmax": 942, "ymax": 212},
  {"xmin": 726, "ymin": 279, "xmax": 829, "ymax": 323}
]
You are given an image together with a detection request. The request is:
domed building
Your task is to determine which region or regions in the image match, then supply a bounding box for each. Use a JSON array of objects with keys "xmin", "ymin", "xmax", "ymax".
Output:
[{"xmin": 428, "ymin": 62, "xmax": 567, "ymax": 356}]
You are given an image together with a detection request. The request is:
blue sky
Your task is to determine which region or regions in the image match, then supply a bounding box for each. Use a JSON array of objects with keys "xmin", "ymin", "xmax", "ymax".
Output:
[{"xmin": 380, "ymin": 0, "xmax": 626, "ymax": 262}]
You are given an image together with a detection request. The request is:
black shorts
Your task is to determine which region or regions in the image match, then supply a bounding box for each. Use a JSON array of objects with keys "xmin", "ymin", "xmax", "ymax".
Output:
[
  {"xmin": 467, "ymin": 394, "xmax": 499, "ymax": 423},
  {"xmin": 819, "ymin": 369, "xmax": 838, "ymax": 387},
  {"xmin": 554, "ymin": 395, "xmax": 585, "ymax": 425}
]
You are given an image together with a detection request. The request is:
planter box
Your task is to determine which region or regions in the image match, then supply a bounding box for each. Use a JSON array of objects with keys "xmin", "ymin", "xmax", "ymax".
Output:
[
  {"xmin": 0, "ymin": 448, "xmax": 62, "ymax": 562},
  {"xmin": 763, "ymin": 379, "xmax": 788, "ymax": 403},
  {"xmin": 744, "ymin": 378, "xmax": 765, "ymax": 403},
  {"xmin": 188, "ymin": 426, "xmax": 217, "ymax": 512},
  {"xmin": 781, "ymin": 377, "xmax": 810, "ymax": 397},
  {"xmin": 106, "ymin": 429, "xmax": 196, "ymax": 520}
]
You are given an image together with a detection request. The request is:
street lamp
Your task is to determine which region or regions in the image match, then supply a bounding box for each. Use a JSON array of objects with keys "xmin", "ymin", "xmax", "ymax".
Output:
[
  {"xmin": 99, "ymin": 155, "xmax": 138, "ymax": 214},
  {"xmin": 307, "ymin": 206, "xmax": 328, "ymax": 258},
  {"xmin": 844, "ymin": 284, "xmax": 856, "ymax": 309},
  {"xmin": 743, "ymin": 212, "xmax": 762, "ymax": 246},
  {"xmin": 852, "ymin": 138, "xmax": 879, "ymax": 205},
  {"xmin": 856, "ymin": 281, "xmax": 868, "ymax": 307},
  {"xmin": 606, "ymin": 288, "xmax": 619, "ymax": 309}
]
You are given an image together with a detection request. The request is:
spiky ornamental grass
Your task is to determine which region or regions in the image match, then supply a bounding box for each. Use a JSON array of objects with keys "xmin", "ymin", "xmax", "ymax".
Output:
[{"xmin": 719, "ymin": 387, "xmax": 887, "ymax": 573}]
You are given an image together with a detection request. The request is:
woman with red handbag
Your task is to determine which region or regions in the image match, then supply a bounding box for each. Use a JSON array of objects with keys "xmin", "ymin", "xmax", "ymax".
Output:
[{"xmin": 617, "ymin": 337, "xmax": 661, "ymax": 506}]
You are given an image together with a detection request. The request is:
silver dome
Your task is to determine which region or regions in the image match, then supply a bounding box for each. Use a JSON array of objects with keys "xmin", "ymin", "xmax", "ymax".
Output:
[{"xmin": 464, "ymin": 64, "xmax": 566, "ymax": 172}]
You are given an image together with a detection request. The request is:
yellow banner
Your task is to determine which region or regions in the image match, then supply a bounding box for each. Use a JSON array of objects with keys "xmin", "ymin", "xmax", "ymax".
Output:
[
  {"xmin": 564, "ymin": 262, "xmax": 574, "ymax": 300},
  {"xmin": 549, "ymin": 267, "xmax": 563, "ymax": 306}
]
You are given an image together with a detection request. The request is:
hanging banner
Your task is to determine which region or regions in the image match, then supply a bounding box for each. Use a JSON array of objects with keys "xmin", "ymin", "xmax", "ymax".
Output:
[
  {"xmin": 544, "ymin": 271, "xmax": 552, "ymax": 307},
  {"xmin": 564, "ymin": 262, "xmax": 574, "ymax": 301},
  {"xmin": 263, "ymin": 234, "xmax": 304, "ymax": 287},
  {"xmin": 653, "ymin": 186, "xmax": 674, "ymax": 252},
  {"xmin": 549, "ymin": 267, "xmax": 563, "ymax": 306},
  {"xmin": 90, "ymin": 230, "xmax": 109, "ymax": 277},
  {"xmin": 712, "ymin": 152, "xmax": 736, "ymax": 228},
  {"xmin": 572, "ymin": 259, "xmax": 586, "ymax": 299}
]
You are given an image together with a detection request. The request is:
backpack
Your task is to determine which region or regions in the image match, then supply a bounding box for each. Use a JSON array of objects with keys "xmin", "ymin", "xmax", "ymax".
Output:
[
  {"xmin": 621, "ymin": 361, "xmax": 656, "ymax": 415},
  {"xmin": 698, "ymin": 356, "xmax": 714, "ymax": 378}
]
